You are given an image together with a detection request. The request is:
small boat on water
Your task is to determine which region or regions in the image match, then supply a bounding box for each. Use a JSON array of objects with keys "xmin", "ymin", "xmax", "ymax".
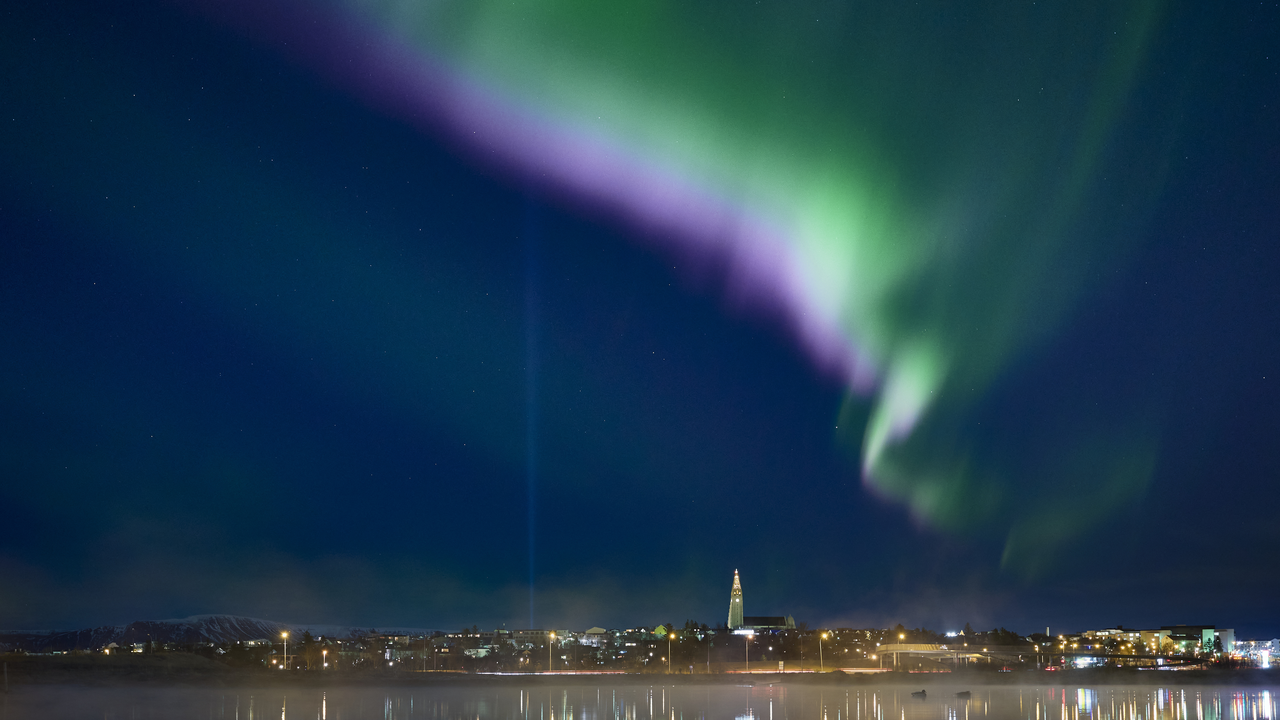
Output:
[
  {"xmin": 911, "ymin": 690, "xmax": 927, "ymax": 699},
  {"xmin": 955, "ymin": 691, "xmax": 971, "ymax": 699}
]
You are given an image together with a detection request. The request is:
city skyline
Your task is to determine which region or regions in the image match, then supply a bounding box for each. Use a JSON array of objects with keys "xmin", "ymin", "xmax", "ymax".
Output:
[{"xmin": 5, "ymin": 608, "xmax": 1274, "ymax": 674}]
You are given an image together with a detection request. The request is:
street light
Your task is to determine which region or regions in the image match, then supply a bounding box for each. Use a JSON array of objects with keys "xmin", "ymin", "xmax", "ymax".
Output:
[
  {"xmin": 281, "ymin": 632, "xmax": 289, "ymax": 671},
  {"xmin": 820, "ymin": 633, "xmax": 828, "ymax": 672},
  {"xmin": 669, "ymin": 633, "xmax": 676, "ymax": 674},
  {"xmin": 548, "ymin": 632, "xmax": 556, "ymax": 673},
  {"xmin": 745, "ymin": 633, "xmax": 754, "ymax": 673},
  {"xmin": 323, "ymin": 648, "xmax": 328, "ymax": 668}
]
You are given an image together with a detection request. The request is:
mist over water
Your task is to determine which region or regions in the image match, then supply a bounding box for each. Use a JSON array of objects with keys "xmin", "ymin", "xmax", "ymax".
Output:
[{"xmin": 4, "ymin": 684, "xmax": 1277, "ymax": 720}]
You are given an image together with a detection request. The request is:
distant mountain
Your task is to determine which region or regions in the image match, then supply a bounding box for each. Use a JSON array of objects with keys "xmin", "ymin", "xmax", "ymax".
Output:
[
  {"xmin": 0, "ymin": 615, "xmax": 441, "ymax": 653},
  {"xmin": 2, "ymin": 615, "xmax": 289, "ymax": 652}
]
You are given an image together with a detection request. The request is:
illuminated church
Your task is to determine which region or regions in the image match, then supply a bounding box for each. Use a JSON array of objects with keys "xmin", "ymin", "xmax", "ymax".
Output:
[{"xmin": 726, "ymin": 569, "xmax": 796, "ymax": 632}]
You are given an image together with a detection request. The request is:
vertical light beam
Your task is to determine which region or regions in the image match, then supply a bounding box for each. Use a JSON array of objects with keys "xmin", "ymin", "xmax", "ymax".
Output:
[{"xmin": 524, "ymin": 195, "xmax": 541, "ymax": 630}]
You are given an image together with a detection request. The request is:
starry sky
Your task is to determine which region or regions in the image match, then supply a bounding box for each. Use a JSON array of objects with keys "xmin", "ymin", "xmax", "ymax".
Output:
[{"xmin": 1, "ymin": 0, "xmax": 1278, "ymax": 637}]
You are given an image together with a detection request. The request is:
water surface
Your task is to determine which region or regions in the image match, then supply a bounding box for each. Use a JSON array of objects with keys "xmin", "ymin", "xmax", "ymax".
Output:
[{"xmin": 3, "ymin": 683, "xmax": 1276, "ymax": 720}]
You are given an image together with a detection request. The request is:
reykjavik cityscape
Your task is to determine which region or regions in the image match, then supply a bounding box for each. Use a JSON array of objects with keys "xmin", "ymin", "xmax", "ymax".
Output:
[
  {"xmin": 3, "ymin": 0, "xmax": 1279, "ymax": 718},
  {"xmin": 2, "ymin": 572, "xmax": 1275, "ymax": 676}
]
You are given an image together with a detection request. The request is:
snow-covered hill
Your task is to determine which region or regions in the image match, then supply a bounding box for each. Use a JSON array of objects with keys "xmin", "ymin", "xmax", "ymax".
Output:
[{"xmin": 0, "ymin": 614, "xmax": 432, "ymax": 652}]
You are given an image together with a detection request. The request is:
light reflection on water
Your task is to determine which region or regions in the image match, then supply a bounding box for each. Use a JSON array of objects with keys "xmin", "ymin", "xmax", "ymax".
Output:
[{"xmin": 0, "ymin": 684, "xmax": 1276, "ymax": 720}]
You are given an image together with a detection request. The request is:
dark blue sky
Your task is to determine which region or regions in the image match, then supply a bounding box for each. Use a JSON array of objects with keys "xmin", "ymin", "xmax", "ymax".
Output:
[{"xmin": 1, "ymin": 0, "xmax": 1278, "ymax": 637}]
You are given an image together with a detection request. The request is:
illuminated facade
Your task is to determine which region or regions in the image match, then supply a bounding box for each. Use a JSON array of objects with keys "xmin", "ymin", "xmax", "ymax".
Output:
[
  {"xmin": 727, "ymin": 570, "xmax": 744, "ymax": 629},
  {"xmin": 1078, "ymin": 624, "xmax": 1237, "ymax": 654},
  {"xmin": 726, "ymin": 570, "xmax": 796, "ymax": 632}
]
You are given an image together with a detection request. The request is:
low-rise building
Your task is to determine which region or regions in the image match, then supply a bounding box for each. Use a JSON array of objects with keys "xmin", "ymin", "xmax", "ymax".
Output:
[
  {"xmin": 1233, "ymin": 639, "xmax": 1276, "ymax": 660},
  {"xmin": 580, "ymin": 627, "xmax": 609, "ymax": 647},
  {"xmin": 1081, "ymin": 626, "xmax": 1143, "ymax": 646},
  {"xmin": 1077, "ymin": 625, "xmax": 1234, "ymax": 655}
]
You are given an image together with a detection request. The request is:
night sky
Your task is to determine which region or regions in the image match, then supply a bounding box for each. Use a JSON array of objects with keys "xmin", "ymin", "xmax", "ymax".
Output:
[{"xmin": 2, "ymin": 0, "xmax": 1278, "ymax": 637}]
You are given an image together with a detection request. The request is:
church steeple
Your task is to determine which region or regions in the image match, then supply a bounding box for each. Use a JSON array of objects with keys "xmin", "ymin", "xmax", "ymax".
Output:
[{"xmin": 727, "ymin": 569, "xmax": 744, "ymax": 629}]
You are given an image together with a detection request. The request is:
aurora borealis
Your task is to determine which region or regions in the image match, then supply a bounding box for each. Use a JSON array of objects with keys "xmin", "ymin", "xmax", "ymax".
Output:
[
  {"xmin": 2, "ymin": 0, "xmax": 1278, "ymax": 634},
  {"xmin": 225, "ymin": 0, "xmax": 1179, "ymax": 547}
]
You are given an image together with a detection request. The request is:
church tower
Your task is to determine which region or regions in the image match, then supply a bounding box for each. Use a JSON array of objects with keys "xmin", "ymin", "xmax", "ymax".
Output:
[{"xmin": 727, "ymin": 569, "xmax": 744, "ymax": 629}]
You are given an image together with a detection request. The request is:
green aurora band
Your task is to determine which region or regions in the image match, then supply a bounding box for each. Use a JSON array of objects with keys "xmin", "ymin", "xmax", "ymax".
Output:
[{"xmin": 282, "ymin": 0, "xmax": 1177, "ymax": 565}]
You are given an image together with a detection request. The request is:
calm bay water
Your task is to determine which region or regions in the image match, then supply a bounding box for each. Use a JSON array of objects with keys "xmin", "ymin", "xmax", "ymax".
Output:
[{"xmin": 2, "ymin": 684, "xmax": 1276, "ymax": 720}]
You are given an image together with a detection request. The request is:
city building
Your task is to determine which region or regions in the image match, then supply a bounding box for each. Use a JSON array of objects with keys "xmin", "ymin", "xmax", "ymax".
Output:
[
  {"xmin": 728, "ymin": 570, "xmax": 744, "ymax": 629},
  {"xmin": 1214, "ymin": 628, "xmax": 1236, "ymax": 653},
  {"xmin": 725, "ymin": 569, "xmax": 796, "ymax": 633},
  {"xmin": 1081, "ymin": 626, "xmax": 1143, "ymax": 646},
  {"xmin": 1159, "ymin": 625, "xmax": 1234, "ymax": 654},
  {"xmin": 511, "ymin": 629, "xmax": 553, "ymax": 645},
  {"xmin": 742, "ymin": 616, "xmax": 796, "ymax": 630},
  {"xmin": 1234, "ymin": 639, "xmax": 1278, "ymax": 665},
  {"xmin": 472, "ymin": 629, "xmax": 512, "ymax": 646},
  {"xmin": 373, "ymin": 633, "xmax": 410, "ymax": 646},
  {"xmin": 580, "ymin": 627, "xmax": 609, "ymax": 647},
  {"xmin": 1079, "ymin": 624, "xmax": 1235, "ymax": 654}
]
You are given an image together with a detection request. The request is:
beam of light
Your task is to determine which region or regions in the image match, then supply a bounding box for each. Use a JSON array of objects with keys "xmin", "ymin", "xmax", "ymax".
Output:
[
  {"xmin": 525, "ymin": 196, "xmax": 541, "ymax": 630},
  {"xmin": 186, "ymin": 0, "xmax": 1176, "ymax": 557}
]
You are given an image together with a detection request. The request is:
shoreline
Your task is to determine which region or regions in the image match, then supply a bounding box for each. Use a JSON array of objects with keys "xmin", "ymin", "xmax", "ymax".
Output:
[{"xmin": 3, "ymin": 655, "xmax": 1279, "ymax": 690}]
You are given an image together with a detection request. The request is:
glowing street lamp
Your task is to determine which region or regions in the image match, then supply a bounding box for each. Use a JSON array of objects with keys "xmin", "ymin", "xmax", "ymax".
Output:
[
  {"xmin": 669, "ymin": 633, "xmax": 676, "ymax": 674},
  {"xmin": 281, "ymin": 632, "xmax": 289, "ymax": 671},
  {"xmin": 820, "ymin": 633, "xmax": 828, "ymax": 672},
  {"xmin": 745, "ymin": 632, "xmax": 754, "ymax": 673},
  {"xmin": 323, "ymin": 648, "xmax": 328, "ymax": 668},
  {"xmin": 548, "ymin": 632, "xmax": 555, "ymax": 673}
]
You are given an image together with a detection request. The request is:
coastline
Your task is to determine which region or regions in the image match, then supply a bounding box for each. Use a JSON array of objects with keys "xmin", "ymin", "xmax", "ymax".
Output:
[{"xmin": 4, "ymin": 655, "xmax": 1278, "ymax": 690}]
